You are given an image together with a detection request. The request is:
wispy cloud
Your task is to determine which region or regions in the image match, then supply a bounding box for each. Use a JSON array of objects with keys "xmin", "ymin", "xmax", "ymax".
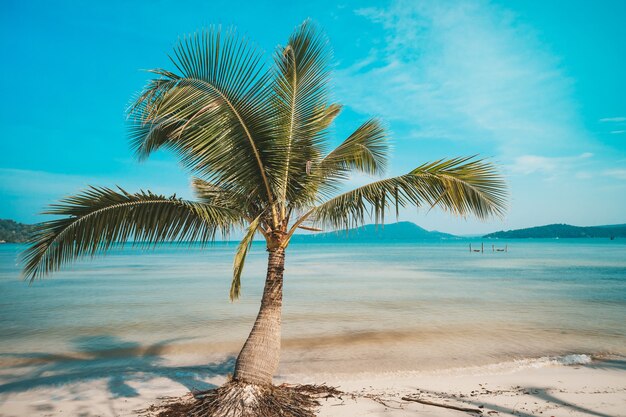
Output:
[
  {"xmin": 508, "ymin": 152, "xmax": 593, "ymax": 176},
  {"xmin": 604, "ymin": 169, "xmax": 626, "ymax": 180},
  {"xmin": 599, "ymin": 117, "xmax": 626, "ymax": 123},
  {"xmin": 339, "ymin": 0, "xmax": 590, "ymax": 158}
]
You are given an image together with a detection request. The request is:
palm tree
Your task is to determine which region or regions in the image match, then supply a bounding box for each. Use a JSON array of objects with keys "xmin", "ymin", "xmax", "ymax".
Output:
[{"xmin": 22, "ymin": 21, "xmax": 506, "ymax": 415}]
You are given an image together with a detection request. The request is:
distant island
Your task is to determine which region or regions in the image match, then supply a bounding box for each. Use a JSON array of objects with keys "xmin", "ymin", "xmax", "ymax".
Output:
[
  {"xmin": 292, "ymin": 221, "xmax": 456, "ymax": 242},
  {"xmin": 0, "ymin": 219, "xmax": 35, "ymax": 243},
  {"xmin": 483, "ymin": 223, "xmax": 626, "ymax": 239},
  {"xmin": 2, "ymin": 219, "xmax": 624, "ymax": 244},
  {"xmin": 294, "ymin": 221, "xmax": 626, "ymax": 241}
]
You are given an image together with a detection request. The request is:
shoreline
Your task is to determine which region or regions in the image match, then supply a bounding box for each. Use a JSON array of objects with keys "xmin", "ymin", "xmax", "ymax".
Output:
[{"xmin": 1, "ymin": 354, "xmax": 624, "ymax": 416}]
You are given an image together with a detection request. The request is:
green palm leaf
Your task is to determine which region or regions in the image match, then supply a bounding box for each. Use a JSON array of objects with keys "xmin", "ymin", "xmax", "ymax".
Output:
[
  {"xmin": 287, "ymin": 117, "xmax": 389, "ymax": 208},
  {"xmin": 272, "ymin": 21, "xmax": 334, "ymax": 212},
  {"xmin": 294, "ymin": 157, "xmax": 506, "ymax": 233},
  {"xmin": 192, "ymin": 178, "xmax": 251, "ymax": 211},
  {"xmin": 231, "ymin": 215, "xmax": 261, "ymax": 301},
  {"xmin": 22, "ymin": 187, "xmax": 240, "ymax": 281},
  {"xmin": 315, "ymin": 103, "xmax": 342, "ymax": 130},
  {"xmin": 128, "ymin": 28, "xmax": 280, "ymax": 225},
  {"xmin": 318, "ymin": 118, "xmax": 389, "ymax": 178}
]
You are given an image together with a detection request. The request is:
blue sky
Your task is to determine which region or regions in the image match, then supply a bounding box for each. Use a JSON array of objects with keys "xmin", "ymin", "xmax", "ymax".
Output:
[{"xmin": 1, "ymin": 0, "xmax": 625, "ymax": 234}]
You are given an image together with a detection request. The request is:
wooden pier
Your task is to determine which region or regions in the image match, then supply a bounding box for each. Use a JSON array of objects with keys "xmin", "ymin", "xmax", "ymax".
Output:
[{"xmin": 469, "ymin": 243, "xmax": 507, "ymax": 253}]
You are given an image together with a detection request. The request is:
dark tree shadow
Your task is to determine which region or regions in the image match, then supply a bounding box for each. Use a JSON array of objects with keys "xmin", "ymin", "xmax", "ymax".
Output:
[
  {"xmin": 0, "ymin": 335, "xmax": 235, "ymax": 399},
  {"xmin": 409, "ymin": 388, "xmax": 538, "ymax": 417},
  {"xmin": 412, "ymin": 386, "xmax": 618, "ymax": 417},
  {"xmin": 525, "ymin": 386, "xmax": 616, "ymax": 417}
]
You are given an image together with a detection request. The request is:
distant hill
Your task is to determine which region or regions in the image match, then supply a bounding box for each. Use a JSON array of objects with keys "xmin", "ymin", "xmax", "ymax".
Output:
[
  {"xmin": 4, "ymin": 217, "xmax": 624, "ymax": 243},
  {"xmin": 1, "ymin": 218, "xmax": 452, "ymax": 244},
  {"xmin": 483, "ymin": 223, "xmax": 626, "ymax": 239},
  {"xmin": 292, "ymin": 221, "xmax": 457, "ymax": 242},
  {"xmin": 0, "ymin": 219, "xmax": 35, "ymax": 243}
]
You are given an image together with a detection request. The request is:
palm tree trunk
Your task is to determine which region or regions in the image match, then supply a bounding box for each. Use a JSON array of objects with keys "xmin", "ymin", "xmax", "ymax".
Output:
[{"xmin": 233, "ymin": 247, "xmax": 285, "ymax": 385}]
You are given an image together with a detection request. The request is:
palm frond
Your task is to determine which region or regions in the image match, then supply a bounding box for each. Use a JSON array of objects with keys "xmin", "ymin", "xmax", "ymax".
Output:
[
  {"xmin": 316, "ymin": 103, "xmax": 342, "ymax": 130},
  {"xmin": 128, "ymin": 28, "xmax": 280, "ymax": 224},
  {"xmin": 192, "ymin": 178, "xmax": 251, "ymax": 211},
  {"xmin": 230, "ymin": 215, "xmax": 261, "ymax": 301},
  {"xmin": 318, "ymin": 118, "xmax": 389, "ymax": 177},
  {"xmin": 284, "ymin": 119, "xmax": 389, "ymax": 210},
  {"xmin": 22, "ymin": 187, "xmax": 241, "ymax": 281},
  {"xmin": 192, "ymin": 178, "xmax": 271, "ymax": 233},
  {"xmin": 272, "ymin": 21, "xmax": 333, "ymax": 211},
  {"xmin": 298, "ymin": 157, "xmax": 506, "ymax": 232}
]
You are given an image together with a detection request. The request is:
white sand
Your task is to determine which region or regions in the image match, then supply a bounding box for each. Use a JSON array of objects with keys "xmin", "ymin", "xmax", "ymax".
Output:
[
  {"xmin": 1, "ymin": 356, "xmax": 624, "ymax": 416},
  {"xmin": 313, "ymin": 360, "xmax": 626, "ymax": 417}
]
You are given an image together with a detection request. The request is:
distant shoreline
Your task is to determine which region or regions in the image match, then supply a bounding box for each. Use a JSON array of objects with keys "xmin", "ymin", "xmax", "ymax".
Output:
[{"xmin": 2, "ymin": 218, "xmax": 625, "ymax": 243}]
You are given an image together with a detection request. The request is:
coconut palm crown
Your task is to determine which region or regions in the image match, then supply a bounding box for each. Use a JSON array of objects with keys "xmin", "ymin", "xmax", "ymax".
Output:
[{"xmin": 22, "ymin": 22, "xmax": 506, "ymax": 387}]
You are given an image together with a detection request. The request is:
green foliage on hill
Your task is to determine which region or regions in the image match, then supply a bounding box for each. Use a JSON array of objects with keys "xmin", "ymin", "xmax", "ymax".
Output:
[
  {"xmin": 483, "ymin": 223, "xmax": 626, "ymax": 239},
  {"xmin": 292, "ymin": 221, "xmax": 457, "ymax": 242},
  {"xmin": 0, "ymin": 219, "xmax": 35, "ymax": 243}
]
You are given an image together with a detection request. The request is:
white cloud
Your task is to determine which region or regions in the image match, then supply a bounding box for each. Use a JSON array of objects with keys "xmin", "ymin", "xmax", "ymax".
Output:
[
  {"xmin": 508, "ymin": 152, "xmax": 593, "ymax": 176},
  {"xmin": 340, "ymin": 0, "xmax": 591, "ymax": 158},
  {"xmin": 604, "ymin": 169, "xmax": 626, "ymax": 180},
  {"xmin": 599, "ymin": 117, "xmax": 626, "ymax": 123}
]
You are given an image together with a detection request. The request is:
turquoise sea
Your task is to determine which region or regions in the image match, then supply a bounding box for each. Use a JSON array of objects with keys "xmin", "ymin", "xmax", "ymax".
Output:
[{"xmin": 1, "ymin": 239, "xmax": 625, "ymax": 393}]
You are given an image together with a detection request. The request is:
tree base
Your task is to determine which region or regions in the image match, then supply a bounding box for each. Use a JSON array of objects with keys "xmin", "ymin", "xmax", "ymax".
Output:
[{"xmin": 141, "ymin": 382, "xmax": 342, "ymax": 417}]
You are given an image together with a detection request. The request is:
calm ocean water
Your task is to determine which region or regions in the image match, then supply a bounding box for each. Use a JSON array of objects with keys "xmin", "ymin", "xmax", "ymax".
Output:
[{"xmin": 1, "ymin": 239, "xmax": 625, "ymax": 389}]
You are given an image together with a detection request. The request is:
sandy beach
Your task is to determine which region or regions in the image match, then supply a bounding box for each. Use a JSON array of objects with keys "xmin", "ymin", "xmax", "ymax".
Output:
[
  {"xmin": 314, "ymin": 356, "xmax": 626, "ymax": 417},
  {"xmin": 1, "ymin": 355, "xmax": 624, "ymax": 416}
]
